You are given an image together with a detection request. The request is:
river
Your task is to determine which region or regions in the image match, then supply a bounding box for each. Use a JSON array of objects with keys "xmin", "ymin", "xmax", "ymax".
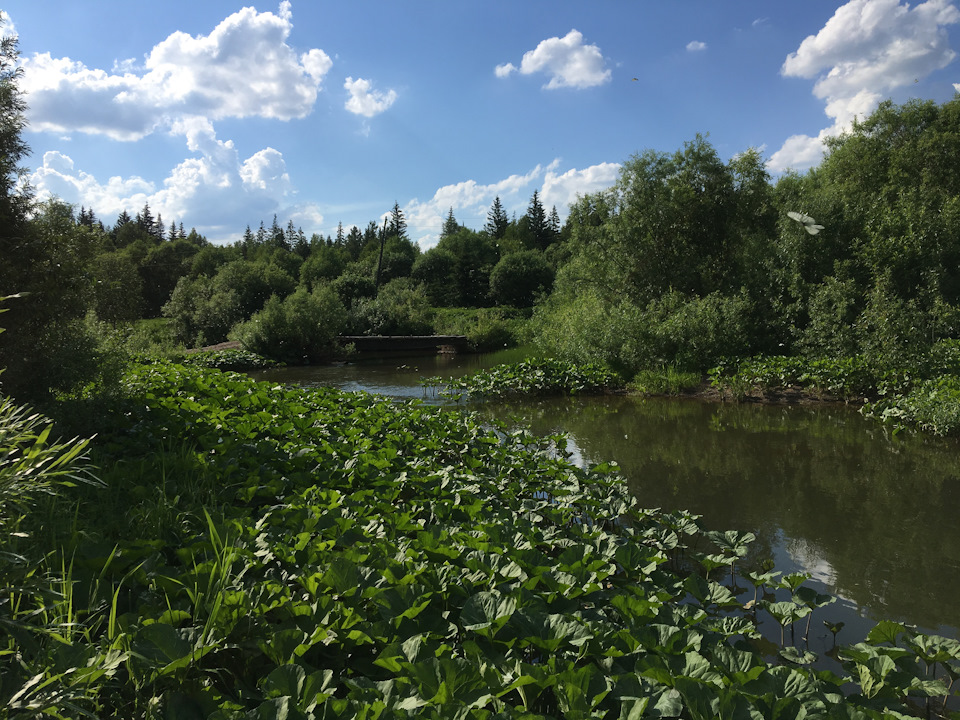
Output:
[{"xmin": 251, "ymin": 350, "xmax": 960, "ymax": 652}]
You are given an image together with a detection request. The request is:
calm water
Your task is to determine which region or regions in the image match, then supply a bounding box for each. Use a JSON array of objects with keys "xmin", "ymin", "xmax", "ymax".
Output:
[{"xmin": 253, "ymin": 354, "xmax": 960, "ymax": 646}]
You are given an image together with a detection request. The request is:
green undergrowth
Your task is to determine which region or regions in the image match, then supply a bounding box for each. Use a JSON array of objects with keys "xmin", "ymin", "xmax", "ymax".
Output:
[
  {"xmin": 5, "ymin": 361, "xmax": 960, "ymax": 717},
  {"xmin": 425, "ymin": 358, "xmax": 621, "ymax": 402},
  {"xmin": 709, "ymin": 346, "xmax": 960, "ymax": 436},
  {"xmin": 630, "ymin": 366, "xmax": 704, "ymax": 396},
  {"xmin": 181, "ymin": 348, "xmax": 283, "ymax": 372}
]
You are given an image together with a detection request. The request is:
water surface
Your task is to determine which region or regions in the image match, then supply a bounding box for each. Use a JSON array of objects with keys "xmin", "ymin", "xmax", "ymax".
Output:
[{"xmin": 254, "ymin": 356, "xmax": 960, "ymax": 644}]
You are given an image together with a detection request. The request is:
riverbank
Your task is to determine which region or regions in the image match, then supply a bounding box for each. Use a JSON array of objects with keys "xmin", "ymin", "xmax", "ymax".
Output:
[{"xmin": 7, "ymin": 359, "xmax": 960, "ymax": 716}]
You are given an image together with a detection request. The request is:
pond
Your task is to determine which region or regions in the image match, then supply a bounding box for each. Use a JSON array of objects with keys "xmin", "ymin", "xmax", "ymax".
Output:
[{"xmin": 252, "ymin": 352, "xmax": 960, "ymax": 651}]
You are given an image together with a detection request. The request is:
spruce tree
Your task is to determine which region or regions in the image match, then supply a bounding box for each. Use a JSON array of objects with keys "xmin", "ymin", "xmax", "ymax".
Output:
[
  {"xmin": 388, "ymin": 202, "xmax": 407, "ymax": 239},
  {"xmin": 485, "ymin": 196, "xmax": 508, "ymax": 239},
  {"xmin": 526, "ymin": 190, "xmax": 548, "ymax": 250},
  {"xmin": 441, "ymin": 207, "xmax": 459, "ymax": 239}
]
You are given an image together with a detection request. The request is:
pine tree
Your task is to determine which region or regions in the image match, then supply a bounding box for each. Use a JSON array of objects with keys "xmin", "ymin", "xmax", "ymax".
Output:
[
  {"xmin": 115, "ymin": 210, "xmax": 131, "ymax": 228},
  {"xmin": 526, "ymin": 190, "xmax": 548, "ymax": 251},
  {"xmin": 484, "ymin": 196, "xmax": 508, "ymax": 239},
  {"xmin": 137, "ymin": 203, "xmax": 156, "ymax": 238},
  {"xmin": 336, "ymin": 221, "xmax": 345, "ymax": 247},
  {"xmin": 441, "ymin": 207, "xmax": 459, "ymax": 239},
  {"xmin": 548, "ymin": 205, "xmax": 562, "ymax": 244},
  {"xmin": 388, "ymin": 202, "xmax": 407, "ymax": 239}
]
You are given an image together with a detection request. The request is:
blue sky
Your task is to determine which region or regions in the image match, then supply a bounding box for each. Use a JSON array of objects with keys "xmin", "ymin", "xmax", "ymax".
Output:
[{"xmin": 3, "ymin": 1, "xmax": 960, "ymax": 247}]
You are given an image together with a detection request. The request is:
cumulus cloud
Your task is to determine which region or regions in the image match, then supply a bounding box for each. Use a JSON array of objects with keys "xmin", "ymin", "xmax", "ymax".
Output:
[
  {"xmin": 344, "ymin": 77, "xmax": 398, "ymax": 117},
  {"xmin": 20, "ymin": 2, "xmax": 332, "ymax": 141},
  {"xmin": 686, "ymin": 41, "xmax": 708, "ymax": 52},
  {"xmin": 541, "ymin": 162, "xmax": 621, "ymax": 211},
  {"xmin": 1, "ymin": 10, "xmax": 17, "ymax": 38},
  {"xmin": 770, "ymin": 0, "xmax": 960, "ymax": 171},
  {"xmin": 29, "ymin": 121, "xmax": 318, "ymax": 242},
  {"xmin": 495, "ymin": 30, "xmax": 612, "ymax": 89},
  {"xmin": 403, "ymin": 160, "xmax": 619, "ymax": 249}
]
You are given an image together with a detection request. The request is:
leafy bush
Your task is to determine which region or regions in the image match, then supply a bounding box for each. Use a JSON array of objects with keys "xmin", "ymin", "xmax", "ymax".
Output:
[
  {"xmin": 863, "ymin": 375, "xmax": 960, "ymax": 436},
  {"xmin": 347, "ymin": 277, "xmax": 433, "ymax": 335},
  {"xmin": 631, "ymin": 366, "xmax": 703, "ymax": 395},
  {"xmin": 162, "ymin": 275, "xmax": 243, "ymax": 347},
  {"xmin": 489, "ymin": 250, "xmax": 554, "ymax": 308},
  {"xmin": 432, "ymin": 306, "xmax": 528, "ymax": 352},
  {"xmin": 181, "ymin": 348, "xmax": 281, "ymax": 371},
  {"xmin": 533, "ymin": 288, "xmax": 756, "ymax": 377},
  {"xmin": 431, "ymin": 358, "xmax": 621, "ymax": 400},
  {"xmin": 231, "ymin": 285, "xmax": 346, "ymax": 363}
]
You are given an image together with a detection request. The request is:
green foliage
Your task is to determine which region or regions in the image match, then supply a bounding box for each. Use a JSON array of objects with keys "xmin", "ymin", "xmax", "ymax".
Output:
[
  {"xmin": 863, "ymin": 376, "xmax": 960, "ymax": 437},
  {"xmin": 347, "ymin": 277, "xmax": 433, "ymax": 335},
  {"xmin": 4, "ymin": 361, "xmax": 957, "ymax": 715},
  {"xmin": 431, "ymin": 358, "xmax": 621, "ymax": 400},
  {"xmin": 434, "ymin": 228, "xmax": 500, "ymax": 307},
  {"xmin": 534, "ymin": 286, "xmax": 755, "ymax": 376},
  {"xmin": 299, "ymin": 244, "xmax": 347, "ymax": 289},
  {"xmin": 631, "ymin": 366, "xmax": 703, "ymax": 396},
  {"xmin": 489, "ymin": 250, "xmax": 554, "ymax": 308},
  {"xmin": 181, "ymin": 348, "xmax": 281, "ymax": 371},
  {"xmin": 431, "ymin": 307, "xmax": 528, "ymax": 352},
  {"xmin": 708, "ymin": 354, "xmax": 907, "ymax": 401},
  {"xmin": 163, "ymin": 274, "xmax": 243, "ymax": 347},
  {"xmin": 411, "ymin": 248, "xmax": 458, "ymax": 306},
  {"xmin": 0, "ymin": 391, "xmax": 108, "ymax": 716},
  {"xmin": 232, "ymin": 285, "xmax": 347, "ymax": 363},
  {"xmin": 330, "ymin": 265, "xmax": 377, "ymax": 308}
]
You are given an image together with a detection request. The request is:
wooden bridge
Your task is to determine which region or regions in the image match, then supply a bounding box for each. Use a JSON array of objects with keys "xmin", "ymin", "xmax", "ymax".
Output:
[{"xmin": 339, "ymin": 335, "xmax": 469, "ymax": 354}]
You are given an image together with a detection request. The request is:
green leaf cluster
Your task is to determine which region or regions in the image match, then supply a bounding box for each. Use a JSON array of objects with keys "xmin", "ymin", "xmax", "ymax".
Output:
[{"xmin": 5, "ymin": 362, "xmax": 959, "ymax": 716}]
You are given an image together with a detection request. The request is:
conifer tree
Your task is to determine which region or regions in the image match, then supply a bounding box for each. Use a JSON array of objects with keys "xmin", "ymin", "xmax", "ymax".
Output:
[
  {"xmin": 441, "ymin": 207, "xmax": 459, "ymax": 239},
  {"xmin": 485, "ymin": 196, "xmax": 508, "ymax": 239},
  {"xmin": 388, "ymin": 202, "xmax": 407, "ymax": 240}
]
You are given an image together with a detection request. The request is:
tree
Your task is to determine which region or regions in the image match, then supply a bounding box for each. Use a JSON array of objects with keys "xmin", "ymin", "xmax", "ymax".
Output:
[
  {"xmin": 489, "ymin": 251, "xmax": 555, "ymax": 308},
  {"xmin": 484, "ymin": 196, "xmax": 509, "ymax": 240},
  {"xmin": 388, "ymin": 202, "xmax": 407, "ymax": 240},
  {"xmin": 436, "ymin": 228, "xmax": 500, "ymax": 307},
  {"xmin": 344, "ymin": 225, "xmax": 363, "ymax": 260},
  {"xmin": 441, "ymin": 207, "xmax": 460, "ymax": 239},
  {"xmin": 521, "ymin": 190, "xmax": 552, "ymax": 251},
  {"xmin": 0, "ymin": 23, "xmax": 30, "ymax": 231}
]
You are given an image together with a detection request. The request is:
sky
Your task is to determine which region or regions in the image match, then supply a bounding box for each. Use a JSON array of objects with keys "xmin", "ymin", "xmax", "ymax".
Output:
[{"xmin": 3, "ymin": 1, "xmax": 960, "ymax": 248}]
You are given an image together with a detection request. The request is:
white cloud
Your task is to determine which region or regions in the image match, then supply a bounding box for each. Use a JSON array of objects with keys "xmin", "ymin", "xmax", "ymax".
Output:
[
  {"xmin": 403, "ymin": 160, "xmax": 619, "ymax": 249},
  {"xmin": 496, "ymin": 30, "xmax": 612, "ymax": 89},
  {"xmin": 29, "ymin": 122, "xmax": 318, "ymax": 242},
  {"xmin": 541, "ymin": 163, "xmax": 621, "ymax": 212},
  {"xmin": 20, "ymin": 3, "xmax": 332, "ymax": 141},
  {"xmin": 686, "ymin": 41, "xmax": 707, "ymax": 52},
  {"xmin": 344, "ymin": 76, "xmax": 398, "ymax": 117},
  {"xmin": 770, "ymin": 0, "xmax": 960, "ymax": 171},
  {"xmin": 1, "ymin": 10, "xmax": 17, "ymax": 38},
  {"xmin": 954, "ymin": 81, "xmax": 960, "ymax": 91}
]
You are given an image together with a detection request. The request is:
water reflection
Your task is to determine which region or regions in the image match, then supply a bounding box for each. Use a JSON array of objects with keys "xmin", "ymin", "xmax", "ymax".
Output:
[
  {"xmin": 254, "ymin": 358, "xmax": 960, "ymax": 637},
  {"xmin": 473, "ymin": 395, "xmax": 960, "ymax": 634}
]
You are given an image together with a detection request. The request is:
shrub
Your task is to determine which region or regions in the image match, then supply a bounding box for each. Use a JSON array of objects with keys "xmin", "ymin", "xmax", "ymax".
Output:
[
  {"xmin": 432, "ymin": 307, "xmax": 528, "ymax": 352},
  {"xmin": 231, "ymin": 285, "xmax": 346, "ymax": 363},
  {"xmin": 489, "ymin": 251, "xmax": 554, "ymax": 308},
  {"xmin": 347, "ymin": 278, "xmax": 433, "ymax": 335}
]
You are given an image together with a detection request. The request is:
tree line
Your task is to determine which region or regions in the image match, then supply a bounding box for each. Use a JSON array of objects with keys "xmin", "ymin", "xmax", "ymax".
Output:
[{"xmin": 4, "ymin": 18, "xmax": 960, "ymax": 401}]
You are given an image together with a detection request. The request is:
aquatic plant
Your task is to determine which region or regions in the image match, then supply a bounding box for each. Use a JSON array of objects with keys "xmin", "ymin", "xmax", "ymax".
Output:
[
  {"xmin": 426, "ymin": 358, "xmax": 621, "ymax": 401},
  {"xmin": 5, "ymin": 361, "xmax": 960, "ymax": 716}
]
